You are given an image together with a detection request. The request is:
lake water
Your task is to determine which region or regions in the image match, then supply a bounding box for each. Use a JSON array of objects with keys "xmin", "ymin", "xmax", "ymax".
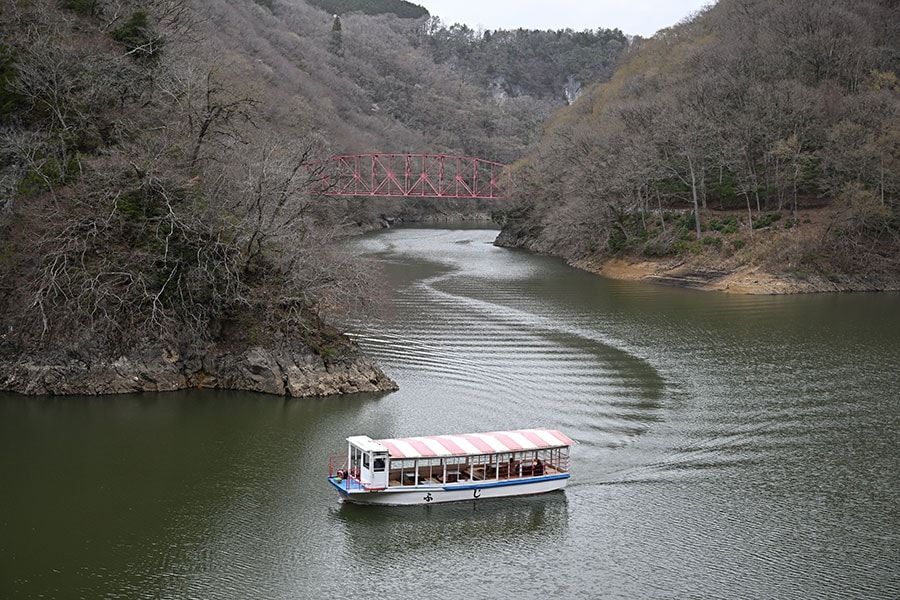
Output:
[{"xmin": 2, "ymin": 227, "xmax": 898, "ymax": 599}]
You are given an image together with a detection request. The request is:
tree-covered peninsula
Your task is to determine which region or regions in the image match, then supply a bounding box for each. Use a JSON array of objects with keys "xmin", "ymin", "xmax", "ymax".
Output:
[
  {"xmin": 0, "ymin": 0, "xmax": 627, "ymax": 395},
  {"xmin": 0, "ymin": 0, "xmax": 402, "ymax": 395}
]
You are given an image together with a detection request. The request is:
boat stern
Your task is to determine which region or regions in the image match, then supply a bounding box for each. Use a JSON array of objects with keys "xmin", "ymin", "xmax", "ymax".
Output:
[{"xmin": 328, "ymin": 475, "xmax": 350, "ymax": 496}]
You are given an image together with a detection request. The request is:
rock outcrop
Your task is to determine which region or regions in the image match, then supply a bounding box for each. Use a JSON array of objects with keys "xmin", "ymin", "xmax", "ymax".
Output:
[{"xmin": 0, "ymin": 343, "xmax": 398, "ymax": 397}]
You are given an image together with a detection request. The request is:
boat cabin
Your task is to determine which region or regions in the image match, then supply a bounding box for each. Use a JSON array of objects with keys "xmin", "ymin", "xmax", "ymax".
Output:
[{"xmin": 344, "ymin": 435, "xmax": 391, "ymax": 490}]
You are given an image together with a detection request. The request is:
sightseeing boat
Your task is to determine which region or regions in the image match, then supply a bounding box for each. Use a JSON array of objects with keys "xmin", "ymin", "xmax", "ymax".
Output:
[{"xmin": 327, "ymin": 428, "xmax": 576, "ymax": 505}]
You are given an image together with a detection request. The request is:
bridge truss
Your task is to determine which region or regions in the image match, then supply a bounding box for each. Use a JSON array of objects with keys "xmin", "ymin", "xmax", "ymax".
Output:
[{"xmin": 316, "ymin": 154, "xmax": 509, "ymax": 198}]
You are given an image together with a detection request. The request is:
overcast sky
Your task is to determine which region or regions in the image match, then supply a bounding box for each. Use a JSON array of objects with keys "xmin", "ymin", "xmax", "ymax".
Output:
[{"xmin": 417, "ymin": 0, "xmax": 714, "ymax": 38}]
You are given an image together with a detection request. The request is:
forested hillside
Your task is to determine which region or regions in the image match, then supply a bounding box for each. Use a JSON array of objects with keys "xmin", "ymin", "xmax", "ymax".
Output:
[
  {"xmin": 0, "ymin": 0, "xmax": 627, "ymax": 392},
  {"xmin": 499, "ymin": 0, "xmax": 900, "ymax": 291},
  {"xmin": 2, "ymin": 0, "xmax": 322, "ymax": 356},
  {"xmin": 424, "ymin": 22, "xmax": 626, "ymax": 105}
]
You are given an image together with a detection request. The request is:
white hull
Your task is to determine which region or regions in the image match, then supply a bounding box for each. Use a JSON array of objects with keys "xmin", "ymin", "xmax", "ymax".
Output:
[{"xmin": 330, "ymin": 474, "xmax": 569, "ymax": 506}]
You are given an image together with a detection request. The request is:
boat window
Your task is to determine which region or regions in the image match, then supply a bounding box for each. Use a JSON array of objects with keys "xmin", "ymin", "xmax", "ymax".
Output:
[
  {"xmin": 362, "ymin": 453, "xmax": 370, "ymax": 469},
  {"xmin": 373, "ymin": 457, "xmax": 385, "ymax": 472}
]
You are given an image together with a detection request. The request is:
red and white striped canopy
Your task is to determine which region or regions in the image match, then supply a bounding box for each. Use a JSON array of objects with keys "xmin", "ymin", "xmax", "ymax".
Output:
[{"xmin": 376, "ymin": 428, "xmax": 575, "ymax": 460}]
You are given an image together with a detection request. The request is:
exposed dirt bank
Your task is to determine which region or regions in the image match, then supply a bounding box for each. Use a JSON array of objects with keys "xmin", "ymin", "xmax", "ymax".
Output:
[
  {"xmin": 572, "ymin": 252, "xmax": 900, "ymax": 295},
  {"xmin": 572, "ymin": 256, "xmax": 821, "ymax": 294}
]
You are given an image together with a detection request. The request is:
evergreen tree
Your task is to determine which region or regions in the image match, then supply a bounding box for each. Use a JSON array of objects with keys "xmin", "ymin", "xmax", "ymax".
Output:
[{"xmin": 329, "ymin": 14, "xmax": 344, "ymax": 57}]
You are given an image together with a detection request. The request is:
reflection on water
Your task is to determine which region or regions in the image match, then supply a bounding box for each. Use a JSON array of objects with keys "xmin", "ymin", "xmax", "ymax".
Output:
[
  {"xmin": 324, "ymin": 494, "xmax": 570, "ymax": 599},
  {"xmin": 2, "ymin": 227, "xmax": 899, "ymax": 599},
  {"xmin": 333, "ymin": 493, "xmax": 569, "ymax": 558}
]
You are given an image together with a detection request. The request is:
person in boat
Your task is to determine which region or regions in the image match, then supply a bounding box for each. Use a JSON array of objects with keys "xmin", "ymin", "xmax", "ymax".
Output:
[{"xmin": 533, "ymin": 458, "xmax": 543, "ymax": 476}]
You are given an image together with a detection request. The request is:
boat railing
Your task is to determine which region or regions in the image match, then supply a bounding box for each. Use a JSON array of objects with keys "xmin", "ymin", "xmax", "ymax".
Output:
[
  {"xmin": 329, "ymin": 454, "xmax": 366, "ymax": 491},
  {"xmin": 488, "ymin": 453, "xmax": 572, "ymax": 479},
  {"xmin": 328, "ymin": 454, "xmax": 348, "ymax": 476},
  {"xmin": 548, "ymin": 453, "xmax": 571, "ymax": 473}
]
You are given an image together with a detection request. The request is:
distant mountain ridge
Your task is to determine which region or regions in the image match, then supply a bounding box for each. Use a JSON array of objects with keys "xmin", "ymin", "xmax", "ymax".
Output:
[{"xmin": 305, "ymin": 0, "xmax": 428, "ymax": 19}]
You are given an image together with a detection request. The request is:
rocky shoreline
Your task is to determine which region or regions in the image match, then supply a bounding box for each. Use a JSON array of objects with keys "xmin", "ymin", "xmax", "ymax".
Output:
[{"xmin": 0, "ymin": 343, "xmax": 398, "ymax": 397}]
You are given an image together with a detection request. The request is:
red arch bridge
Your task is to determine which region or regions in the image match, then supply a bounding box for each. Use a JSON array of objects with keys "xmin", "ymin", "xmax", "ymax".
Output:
[{"xmin": 313, "ymin": 154, "xmax": 509, "ymax": 198}]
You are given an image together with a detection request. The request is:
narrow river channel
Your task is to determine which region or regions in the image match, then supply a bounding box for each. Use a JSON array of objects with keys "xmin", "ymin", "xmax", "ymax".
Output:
[{"xmin": 2, "ymin": 226, "xmax": 898, "ymax": 599}]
